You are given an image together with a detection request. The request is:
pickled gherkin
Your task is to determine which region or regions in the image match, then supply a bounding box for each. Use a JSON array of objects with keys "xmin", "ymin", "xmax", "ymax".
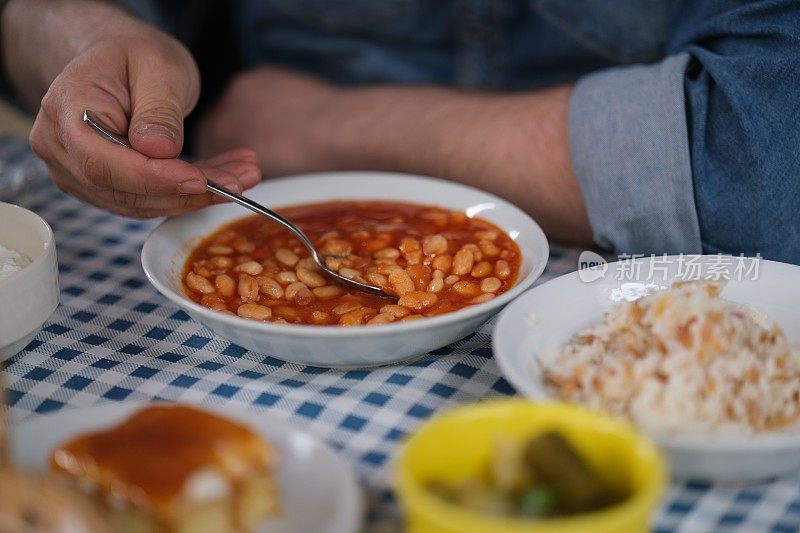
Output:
[
  {"xmin": 523, "ymin": 431, "xmax": 612, "ymax": 513},
  {"xmin": 427, "ymin": 430, "xmax": 627, "ymax": 518}
]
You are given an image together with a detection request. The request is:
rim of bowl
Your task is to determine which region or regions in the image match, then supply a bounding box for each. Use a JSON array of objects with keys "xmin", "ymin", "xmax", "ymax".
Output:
[
  {"xmin": 492, "ymin": 256, "xmax": 800, "ymax": 453},
  {"xmin": 142, "ymin": 173, "xmax": 549, "ymax": 338},
  {"xmin": 395, "ymin": 399, "xmax": 666, "ymax": 531},
  {"xmin": 0, "ymin": 202, "xmax": 55, "ymax": 291}
]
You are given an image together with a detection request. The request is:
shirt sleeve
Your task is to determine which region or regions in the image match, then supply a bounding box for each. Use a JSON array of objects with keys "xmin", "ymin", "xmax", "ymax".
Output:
[
  {"xmin": 568, "ymin": 0, "xmax": 800, "ymax": 263},
  {"xmin": 673, "ymin": 0, "xmax": 800, "ymax": 264},
  {"xmin": 568, "ymin": 52, "xmax": 700, "ymax": 255}
]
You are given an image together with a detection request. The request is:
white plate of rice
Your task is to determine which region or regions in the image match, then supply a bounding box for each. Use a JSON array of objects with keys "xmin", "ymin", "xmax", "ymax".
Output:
[{"xmin": 493, "ymin": 255, "xmax": 800, "ymax": 481}]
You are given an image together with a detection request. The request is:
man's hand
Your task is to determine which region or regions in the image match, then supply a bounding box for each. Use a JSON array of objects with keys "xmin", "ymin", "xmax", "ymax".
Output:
[
  {"xmin": 29, "ymin": 32, "xmax": 260, "ymax": 217},
  {"xmin": 4, "ymin": 0, "xmax": 261, "ymax": 218}
]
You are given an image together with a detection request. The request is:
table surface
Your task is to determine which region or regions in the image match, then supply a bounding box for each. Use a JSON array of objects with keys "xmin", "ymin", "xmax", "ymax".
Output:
[{"xmin": 4, "ymin": 145, "xmax": 800, "ymax": 533}]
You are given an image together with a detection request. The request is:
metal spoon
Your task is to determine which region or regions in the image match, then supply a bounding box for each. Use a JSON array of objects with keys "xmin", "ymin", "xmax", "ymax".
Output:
[{"xmin": 83, "ymin": 110, "xmax": 388, "ymax": 296}]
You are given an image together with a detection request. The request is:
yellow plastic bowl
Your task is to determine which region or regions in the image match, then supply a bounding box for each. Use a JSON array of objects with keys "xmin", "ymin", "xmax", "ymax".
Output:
[{"xmin": 395, "ymin": 399, "xmax": 666, "ymax": 533}]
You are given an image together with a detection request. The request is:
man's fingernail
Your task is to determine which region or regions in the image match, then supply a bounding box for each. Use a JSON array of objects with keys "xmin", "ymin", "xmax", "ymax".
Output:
[
  {"xmin": 224, "ymin": 180, "xmax": 242, "ymax": 194},
  {"xmin": 178, "ymin": 180, "xmax": 206, "ymax": 194},
  {"xmin": 135, "ymin": 123, "xmax": 178, "ymax": 141}
]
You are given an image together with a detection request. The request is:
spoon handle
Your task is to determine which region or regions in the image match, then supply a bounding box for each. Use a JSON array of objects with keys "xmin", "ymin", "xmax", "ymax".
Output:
[
  {"xmin": 82, "ymin": 111, "xmax": 322, "ymax": 261},
  {"xmin": 202, "ymin": 180, "xmax": 322, "ymax": 264},
  {"xmin": 83, "ymin": 111, "xmax": 133, "ymax": 149}
]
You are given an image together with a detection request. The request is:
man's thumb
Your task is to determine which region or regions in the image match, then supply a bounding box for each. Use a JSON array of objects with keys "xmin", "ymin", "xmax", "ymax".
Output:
[{"xmin": 128, "ymin": 97, "xmax": 185, "ymax": 159}]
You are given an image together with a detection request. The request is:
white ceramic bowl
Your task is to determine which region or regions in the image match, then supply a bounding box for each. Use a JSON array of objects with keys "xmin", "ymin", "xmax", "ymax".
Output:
[
  {"xmin": 142, "ymin": 172, "xmax": 548, "ymax": 367},
  {"xmin": 0, "ymin": 202, "xmax": 59, "ymax": 360},
  {"xmin": 493, "ymin": 255, "xmax": 800, "ymax": 481}
]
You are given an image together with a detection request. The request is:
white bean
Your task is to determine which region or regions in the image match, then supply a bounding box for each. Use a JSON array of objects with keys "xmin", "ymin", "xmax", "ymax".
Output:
[
  {"xmin": 276, "ymin": 248, "xmax": 299, "ymax": 267},
  {"xmin": 186, "ymin": 272, "xmax": 214, "ymax": 294},
  {"xmin": 237, "ymin": 303, "xmax": 272, "ymax": 320}
]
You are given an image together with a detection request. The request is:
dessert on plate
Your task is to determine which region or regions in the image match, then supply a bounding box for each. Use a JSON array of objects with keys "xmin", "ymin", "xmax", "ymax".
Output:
[{"xmin": 50, "ymin": 403, "xmax": 280, "ymax": 533}]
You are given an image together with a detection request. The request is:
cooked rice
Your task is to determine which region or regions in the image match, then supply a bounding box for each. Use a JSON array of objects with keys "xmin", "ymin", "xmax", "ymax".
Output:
[{"xmin": 540, "ymin": 281, "xmax": 800, "ymax": 436}]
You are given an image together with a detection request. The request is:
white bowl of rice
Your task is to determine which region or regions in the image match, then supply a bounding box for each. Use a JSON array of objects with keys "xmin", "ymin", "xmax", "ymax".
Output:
[{"xmin": 493, "ymin": 255, "xmax": 800, "ymax": 481}]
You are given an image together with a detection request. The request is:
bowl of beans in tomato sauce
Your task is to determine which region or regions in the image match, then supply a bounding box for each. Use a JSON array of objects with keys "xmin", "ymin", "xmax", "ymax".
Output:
[{"xmin": 142, "ymin": 172, "xmax": 548, "ymax": 367}]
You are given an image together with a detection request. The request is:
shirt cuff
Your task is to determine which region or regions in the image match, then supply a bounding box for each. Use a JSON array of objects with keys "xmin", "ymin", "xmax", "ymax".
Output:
[{"xmin": 568, "ymin": 52, "xmax": 702, "ymax": 255}]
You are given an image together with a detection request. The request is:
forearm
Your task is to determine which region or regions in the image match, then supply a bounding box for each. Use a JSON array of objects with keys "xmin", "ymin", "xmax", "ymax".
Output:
[
  {"xmin": 323, "ymin": 85, "xmax": 592, "ymax": 245},
  {"xmin": 1, "ymin": 0, "xmax": 148, "ymax": 109}
]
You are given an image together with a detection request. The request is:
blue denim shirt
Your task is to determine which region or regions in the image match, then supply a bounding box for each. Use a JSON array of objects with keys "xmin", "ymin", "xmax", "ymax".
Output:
[{"xmin": 126, "ymin": 0, "xmax": 800, "ymax": 264}]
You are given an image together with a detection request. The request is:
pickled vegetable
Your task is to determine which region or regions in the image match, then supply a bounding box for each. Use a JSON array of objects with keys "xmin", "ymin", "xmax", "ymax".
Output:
[
  {"xmin": 427, "ymin": 430, "xmax": 626, "ymax": 518},
  {"xmin": 523, "ymin": 431, "xmax": 604, "ymax": 513}
]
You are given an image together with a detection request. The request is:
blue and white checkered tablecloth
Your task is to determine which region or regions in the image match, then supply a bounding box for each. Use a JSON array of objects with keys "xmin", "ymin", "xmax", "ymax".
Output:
[{"xmin": 3, "ymin": 143, "xmax": 800, "ymax": 533}]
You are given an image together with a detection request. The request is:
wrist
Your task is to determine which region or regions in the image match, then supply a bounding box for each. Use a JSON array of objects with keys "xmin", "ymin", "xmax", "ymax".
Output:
[
  {"xmin": 321, "ymin": 85, "xmax": 478, "ymax": 175},
  {"xmin": 307, "ymin": 85, "xmax": 351, "ymax": 169}
]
